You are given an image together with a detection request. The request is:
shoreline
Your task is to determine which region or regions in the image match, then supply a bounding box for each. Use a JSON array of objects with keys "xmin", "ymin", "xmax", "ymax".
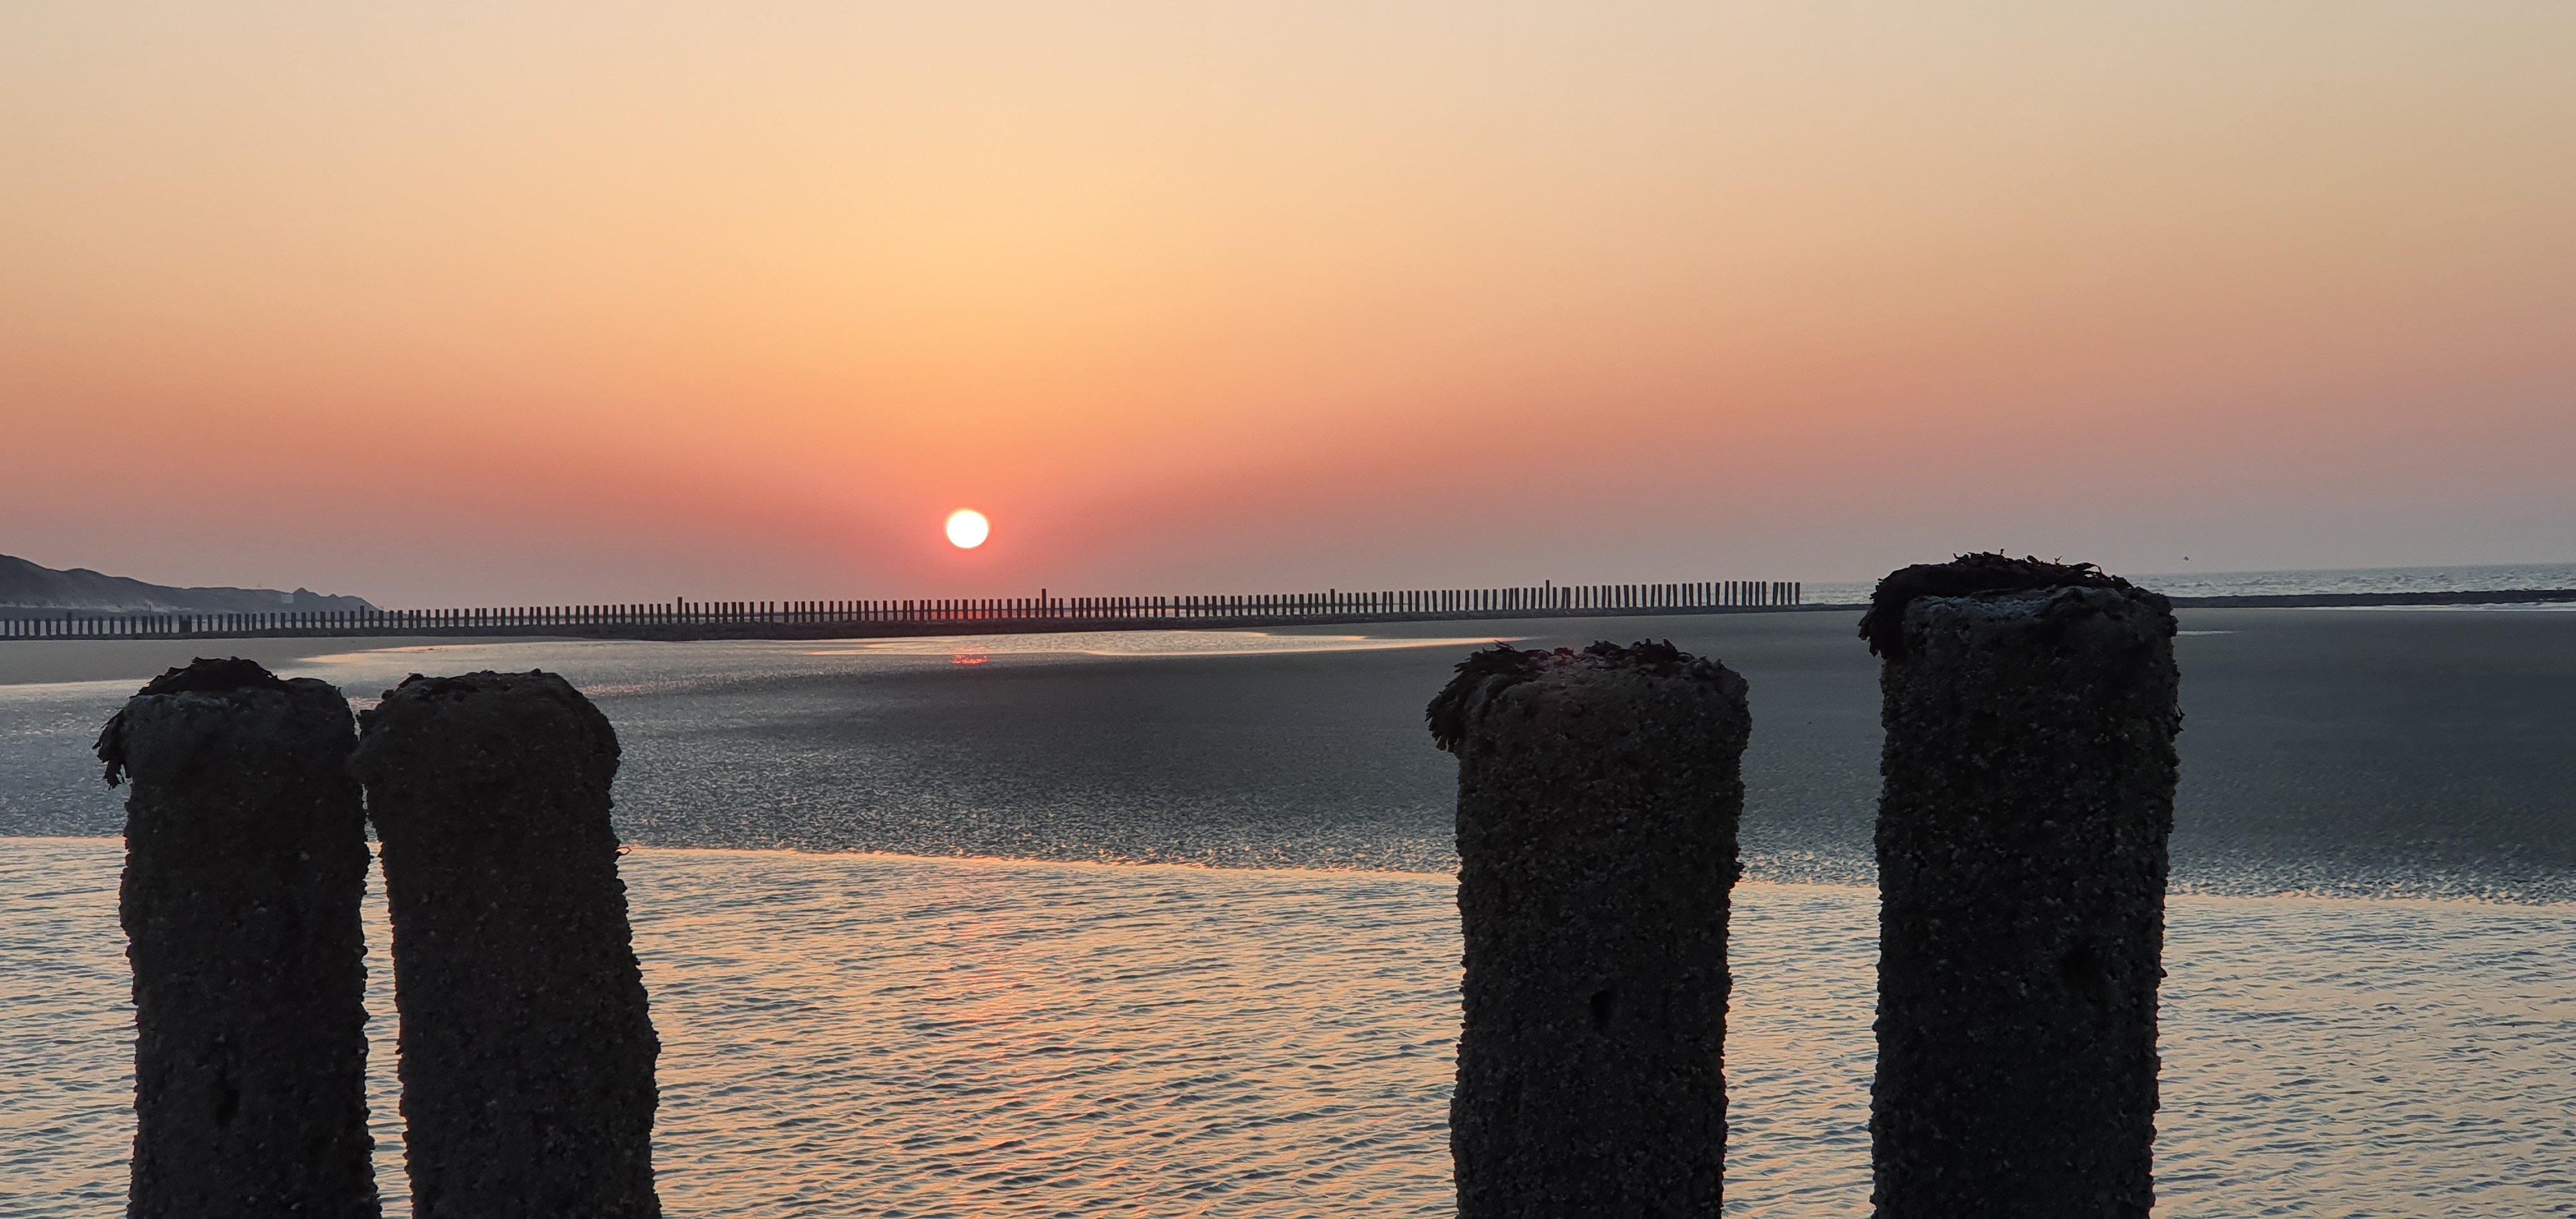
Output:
[{"xmin": 10, "ymin": 836, "xmax": 2573, "ymax": 912}]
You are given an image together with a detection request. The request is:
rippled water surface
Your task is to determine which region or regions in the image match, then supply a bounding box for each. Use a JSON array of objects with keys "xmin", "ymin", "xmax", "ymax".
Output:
[
  {"xmin": 7, "ymin": 606, "xmax": 2576, "ymax": 1213},
  {"xmin": 4, "ymin": 841, "xmax": 2570, "ymax": 1216}
]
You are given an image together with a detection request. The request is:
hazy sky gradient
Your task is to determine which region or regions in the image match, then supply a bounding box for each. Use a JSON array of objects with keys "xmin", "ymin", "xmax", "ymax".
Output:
[{"xmin": 5, "ymin": 3, "xmax": 2571, "ymax": 604}]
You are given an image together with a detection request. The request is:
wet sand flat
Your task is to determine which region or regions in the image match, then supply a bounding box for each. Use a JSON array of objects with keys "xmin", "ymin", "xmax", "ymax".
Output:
[{"xmin": 9, "ymin": 608, "xmax": 2572, "ymax": 899}]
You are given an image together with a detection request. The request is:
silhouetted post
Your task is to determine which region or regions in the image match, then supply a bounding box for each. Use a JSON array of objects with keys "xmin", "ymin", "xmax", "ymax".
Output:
[
  {"xmin": 1428, "ymin": 641, "xmax": 1748, "ymax": 1216},
  {"xmin": 96, "ymin": 658, "xmax": 379, "ymax": 1219},
  {"xmin": 1859, "ymin": 555, "xmax": 2180, "ymax": 1218},
  {"xmin": 352, "ymin": 671, "xmax": 659, "ymax": 1218}
]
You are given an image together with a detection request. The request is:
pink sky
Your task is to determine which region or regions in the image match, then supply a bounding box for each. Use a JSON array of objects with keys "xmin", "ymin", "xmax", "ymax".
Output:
[{"xmin": 5, "ymin": 3, "xmax": 2572, "ymax": 606}]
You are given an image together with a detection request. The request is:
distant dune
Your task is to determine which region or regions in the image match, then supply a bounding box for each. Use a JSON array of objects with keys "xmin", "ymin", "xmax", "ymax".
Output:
[{"xmin": 0, "ymin": 553, "xmax": 374, "ymax": 617}]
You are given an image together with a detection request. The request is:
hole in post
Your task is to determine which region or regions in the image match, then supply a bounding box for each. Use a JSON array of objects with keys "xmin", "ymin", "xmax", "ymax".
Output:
[{"xmin": 1589, "ymin": 986, "xmax": 1618, "ymax": 1032}]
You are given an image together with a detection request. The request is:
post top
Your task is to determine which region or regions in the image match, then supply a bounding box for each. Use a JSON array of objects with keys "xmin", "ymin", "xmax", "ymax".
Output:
[
  {"xmin": 353, "ymin": 668, "xmax": 619, "ymax": 780},
  {"xmin": 1861, "ymin": 554, "xmax": 2157, "ymax": 661},
  {"xmin": 133, "ymin": 656, "xmax": 291, "ymax": 698},
  {"xmin": 1426, "ymin": 640, "xmax": 1723, "ymax": 751},
  {"xmin": 95, "ymin": 657, "xmax": 308, "ymax": 786}
]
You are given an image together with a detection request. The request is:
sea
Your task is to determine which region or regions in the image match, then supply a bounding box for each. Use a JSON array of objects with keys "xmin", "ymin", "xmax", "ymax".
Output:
[
  {"xmin": 3, "ymin": 563, "xmax": 2573, "ymax": 1216},
  {"xmin": 1804, "ymin": 560, "xmax": 2576, "ymax": 606}
]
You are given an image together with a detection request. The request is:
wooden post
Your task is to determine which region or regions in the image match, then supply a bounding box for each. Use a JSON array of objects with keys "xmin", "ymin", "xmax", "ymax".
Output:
[
  {"xmin": 353, "ymin": 671, "xmax": 659, "ymax": 1218},
  {"xmin": 1430, "ymin": 642, "xmax": 1747, "ymax": 1215},
  {"xmin": 1861, "ymin": 556, "xmax": 2179, "ymax": 1218},
  {"xmin": 99, "ymin": 659, "xmax": 378, "ymax": 1218}
]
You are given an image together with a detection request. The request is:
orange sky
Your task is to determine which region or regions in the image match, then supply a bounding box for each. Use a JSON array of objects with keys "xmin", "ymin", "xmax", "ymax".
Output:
[{"xmin": 4, "ymin": 3, "xmax": 2572, "ymax": 605}]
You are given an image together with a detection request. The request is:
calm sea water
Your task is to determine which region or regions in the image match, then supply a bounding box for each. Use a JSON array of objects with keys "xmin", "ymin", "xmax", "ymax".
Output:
[
  {"xmin": 1807, "ymin": 560, "xmax": 2576, "ymax": 606},
  {"xmin": 4, "ymin": 588, "xmax": 2575, "ymax": 1213}
]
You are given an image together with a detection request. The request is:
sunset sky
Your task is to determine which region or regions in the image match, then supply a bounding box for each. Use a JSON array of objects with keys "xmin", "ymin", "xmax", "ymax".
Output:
[{"xmin": 5, "ymin": 3, "xmax": 2572, "ymax": 606}]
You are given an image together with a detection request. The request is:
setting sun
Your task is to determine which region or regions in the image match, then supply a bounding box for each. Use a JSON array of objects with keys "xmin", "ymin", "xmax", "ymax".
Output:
[{"xmin": 944, "ymin": 509, "xmax": 990, "ymax": 549}]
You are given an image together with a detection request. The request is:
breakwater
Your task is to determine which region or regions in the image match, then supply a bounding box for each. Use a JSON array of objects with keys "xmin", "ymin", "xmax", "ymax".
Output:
[
  {"xmin": 13, "ymin": 583, "xmax": 2576, "ymax": 643},
  {"xmin": 0, "ymin": 579, "xmax": 1804, "ymax": 641}
]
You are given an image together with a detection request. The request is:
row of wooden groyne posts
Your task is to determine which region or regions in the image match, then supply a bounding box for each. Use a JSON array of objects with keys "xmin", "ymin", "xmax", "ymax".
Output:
[
  {"xmin": 3, "ymin": 579, "xmax": 1802, "ymax": 640},
  {"xmin": 109, "ymin": 553, "xmax": 2163, "ymax": 1217}
]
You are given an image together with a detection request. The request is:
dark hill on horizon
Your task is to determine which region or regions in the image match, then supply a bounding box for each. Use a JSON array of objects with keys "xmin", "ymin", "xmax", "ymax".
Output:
[{"xmin": 1, "ymin": 553, "xmax": 375, "ymax": 617}]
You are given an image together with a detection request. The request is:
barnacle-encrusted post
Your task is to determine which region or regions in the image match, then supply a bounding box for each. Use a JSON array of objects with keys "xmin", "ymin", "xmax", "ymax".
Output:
[
  {"xmin": 352, "ymin": 670, "xmax": 659, "ymax": 1218},
  {"xmin": 1429, "ymin": 641, "xmax": 1749, "ymax": 1217},
  {"xmin": 1860, "ymin": 555, "xmax": 2181, "ymax": 1218},
  {"xmin": 99, "ymin": 657, "xmax": 379, "ymax": 1219}
]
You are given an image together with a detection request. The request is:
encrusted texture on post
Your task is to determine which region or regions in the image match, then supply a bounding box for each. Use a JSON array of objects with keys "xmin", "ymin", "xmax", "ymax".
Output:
[
  {"xmin": 100, "ymin": 658, "xmax": 379, "ymax": 1219},
  {"xmin": 353, "ymin": 670, "xmax": 660, "ymax": 1219},
  {"xmin": 1867, "ymin": 556, "xmax": 2179, "ymax": 1218},
  {"xmin": 1430, "ymin": 641, "xmax": 1748, "ymax": 1217}
]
